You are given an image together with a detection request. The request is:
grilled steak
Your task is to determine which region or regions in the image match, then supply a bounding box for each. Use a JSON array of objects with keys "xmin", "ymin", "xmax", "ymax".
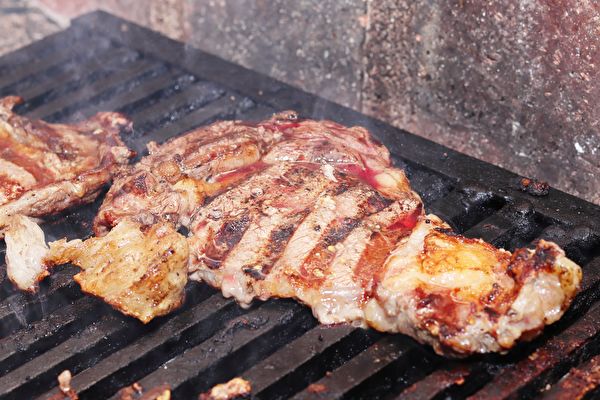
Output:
[
  {"xmin": 0, "ymin": 96, "xmax": 133, "ymax": 222},
  {"xmin": 0, "ymin": 96, "xmax": 134, "ymax": 291},
  {"xmin": 44, "ymin": 112, "xmax": 581, "ymax": 356},
  {"xmin": 47, "ymin": 218, "xmax": 188, "ymax": 323}
]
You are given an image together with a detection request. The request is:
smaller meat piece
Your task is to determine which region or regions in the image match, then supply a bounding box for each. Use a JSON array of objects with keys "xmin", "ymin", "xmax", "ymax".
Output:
[
  {"xmin": 0, "ymin": 96, "xmax": 134, "ymax": 227},
  {"xmin": 118, "ymin": 382, "xmax": 171, "ymax": 400},
  {"xmin": 199, "ymin": 377, "xmax": 252, "ymax": 400},
  {"xmin": 307, "ymin": 383, "xmax": 328, "ymax": 394},
  {"xmin": 47, "ymin": 370, "xmax": 78, "ymax": 400},
  {"xmin": 2, "ymin": 214, "xmax": 49, "ymax": 291},
  {"xmin": 46, "ymin": 219, "xmax": 189, "ymax": 323}
]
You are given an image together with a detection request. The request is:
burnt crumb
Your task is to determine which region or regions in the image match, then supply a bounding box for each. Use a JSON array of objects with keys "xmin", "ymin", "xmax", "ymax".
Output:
[
  {"xmin": 117, "ymin": 382, "xmax": 171, "ymax": 400},
  {"xmin": 243, "ymin": 265, "xmax": 266, "ymax": 280},
  {"xmin": 199, "ymin": 377, "xmax": 251, "ymax": 400},
  {"xmin": 307, "ymin": 383, "xmax": 328, "ymax": 394},
  {"xmin": 518, "ymin": 177, "xmax": 550, "ymax": 196},
  {"xmin": 273, "ymin": 110, "xmax": 298, "ymax": 121},
  {"xmin": 434, "ymin": 227, "xmax": 459, "ymax": 236}
]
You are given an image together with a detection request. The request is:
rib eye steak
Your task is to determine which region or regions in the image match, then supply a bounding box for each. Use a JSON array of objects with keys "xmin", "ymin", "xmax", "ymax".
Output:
[{"xmin": 42, "ymin": 111, "xmax": 581, "ymax": 356}]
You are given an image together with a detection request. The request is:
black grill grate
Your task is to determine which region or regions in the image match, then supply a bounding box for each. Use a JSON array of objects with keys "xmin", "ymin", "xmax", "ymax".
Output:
[{"xmin": 0, "ymin": 11, "xmax": 599, "ymax": 399}]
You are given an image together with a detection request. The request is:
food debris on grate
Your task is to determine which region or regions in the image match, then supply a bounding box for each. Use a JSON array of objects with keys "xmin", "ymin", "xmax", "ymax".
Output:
[
  {"xmin": 198, "ymin": 377, "xmax": 251, "ymax": 400},
  {"xmin": 47, "ymin": 370, "xmax": 78, "ymax": 400},
  {"xmin": 518, "ymin": 177, "xmax": 550, "ymax": 196},
  {"xmin": 117, "ymin": 382, "xmax": 171, "ymax": 400}
]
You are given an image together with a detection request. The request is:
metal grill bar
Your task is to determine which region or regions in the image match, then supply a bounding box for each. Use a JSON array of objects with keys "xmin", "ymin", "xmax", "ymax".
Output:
[
  {"xmin": 0, "ymin": 297, "xmax": 97, "ymax": 374},
  {"xmin": 244, "ymin": 325, "xmax": 356, "ymax": 395},
  {"xmin": 0, "ymin": 10, "xmax": 597, "ymax": 400},
  {"xmin": 541, "ymin": 353, "xmax": 600, "ymax": 400},
  {"xmin": 0, "ymin": 37, "xmax": 114, "ymax": 99},
  {"xmin": 248, "ymin": 326, "xmax": 378, "ymax": 400},
  {"xmin": 123, "ymin": 301, "xmax": 314, "ymax": 399},
  {"xmin": 41, "ymin": 60, "xmax": 161, "ymax": 121},
  {"xmin": 291, "ymin": 336, "xmax": 427, "ymax": 400}
]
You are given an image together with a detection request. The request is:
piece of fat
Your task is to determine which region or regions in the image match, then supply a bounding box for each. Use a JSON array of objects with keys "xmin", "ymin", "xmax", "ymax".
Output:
[{"xmin": 3, "ymin": 214, "xmax": 49, "ymax": 292}]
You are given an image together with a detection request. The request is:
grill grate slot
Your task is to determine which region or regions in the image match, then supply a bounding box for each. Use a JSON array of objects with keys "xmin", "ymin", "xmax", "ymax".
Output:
[
  {"xmin": 147, "ymin": 94, "xmax": 256, "ymax": 139},
  {"xmin": 118, "ymin": 74, "xmax": 197, "ymax": 116},
  {"xmin": 127, "ymin": 301, "xmax": 315, "ymax": 399},
  {"xmin": 134, "ymin": 81, "xmax": 226, "ymax": 133},
  {"xmin": 42, "ymin": 61, "xmax": 164, "ymax": 122},
  {"xmin": 252, "ymin": 329, "xmax": 380, "ymax": 400},
  {"xmin": 0, "ymin": 267, "xmax": 80, "ymax": 338},
  {"xmin": 427, "ymin": 188, "xmax": 506, "ymax": 233},
  {"xmin": 0, "ymin": 297, "xmax": 98, "ymax": 375},
  {"xmin": 16, "ymin": 46, "xmax": 141, "ymax": 115},
  {"xmin": 291, "ymin": 336, "xmax": 433, "ymax": 400},
  {"xmin": 540, "ymin": 353, "xmax": 600, "ymax": 400},
  {"xmin": 69, "ymin": 294, "xmax": 241, "ymax": 399},
  {"xmin": 2, "ymin": 314, "xmax": 136, "ymax": 399},
  {"xmin": 245, "ymin": 325, "xmax": 357, "ymax": 397},
  {"xmin": 0, "ymin": 37, "xmax": 115, "ymax": 99},
  {"xmin": 0, "ymin": 11, "xmax": 597, "ymax": 399},
  {"xmin": 0, "ymin": 31, "xmax": 104, "ymax": 89}
]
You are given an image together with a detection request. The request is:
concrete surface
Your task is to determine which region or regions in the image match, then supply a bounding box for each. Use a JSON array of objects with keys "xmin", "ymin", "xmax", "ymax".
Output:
[
  {"xmin": 2, "ymin": 0, "xmax": 599, "ymax": 205},
  {"xmin": 0, "ymin": 0, "xmax": 61, "ymax": 54},
  {"xmin": 363, "ymin": 1, "xmax": 600, "ymax": 205}
]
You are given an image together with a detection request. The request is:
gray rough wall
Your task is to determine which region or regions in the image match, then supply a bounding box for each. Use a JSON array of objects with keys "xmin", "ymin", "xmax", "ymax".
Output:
[
  {"xmin": 0, "ymin": 0, "xmax": 61, "ymax": 54},
  {"xmin": 363, "ymin": 0, "xmax": 600, "ymax": 205},
  {"xmin": 24, "ymin": 1, "xmax": 600, "ymax": 205},
  {"xmin": 185, "ymin": 0, "xmax": 367, "ymax": 110}
]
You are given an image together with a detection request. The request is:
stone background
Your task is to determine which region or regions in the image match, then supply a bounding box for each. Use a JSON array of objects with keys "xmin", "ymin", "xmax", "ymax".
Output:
[{"xmin": 3, "ymin": 1, "xmax": 599, "ymax": 205}]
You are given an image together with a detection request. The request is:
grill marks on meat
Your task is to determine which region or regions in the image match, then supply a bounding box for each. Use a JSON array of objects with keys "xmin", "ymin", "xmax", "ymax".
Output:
[
  {"xmin": 94, "ymin": 121, "xmax": 279, "ymax": 235},
  {"xmin": 0, "ymin": 96, "xmax": 133, "ymax": 225},
  {"xmin": 0, "ymin": 96, "xmax": 134, "ymax": 292},
  {"xmin": 46, "ymin": 219, "xmax": 188, "ymax": 323},
  {"xmin": 363, "ymin": 215, "xmax": 581, "ymax": 355},
  {"xmin": 204, "ymin": 214, "xmax": 251, "ymax": 268},
  {"xmin": 193, "ymin": 165, "xmax": 337, "ymax": 304},
  {"xmin": 43, "ymin": 111, "xmax": 581, "ymax": 355}
]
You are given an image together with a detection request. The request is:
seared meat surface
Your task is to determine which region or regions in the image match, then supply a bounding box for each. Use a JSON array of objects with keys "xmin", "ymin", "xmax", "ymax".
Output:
[
  {"xmin": 46, "ymin": 219, "xmax": 188, "ymax": 323},
  {"xmin": 48, "ymin": 112, "xmax": 580, "ymax": 356},
  {"xmin": 0, "ymin": 96, "xmax": 133, "ymax": 291},
  {"xmin": 0, "ymin": 96, "xmax": 133, "ymax": 223},
  {"xmin": 3, "ymin": 214, "xmax": 49, "ymax": 291}
]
